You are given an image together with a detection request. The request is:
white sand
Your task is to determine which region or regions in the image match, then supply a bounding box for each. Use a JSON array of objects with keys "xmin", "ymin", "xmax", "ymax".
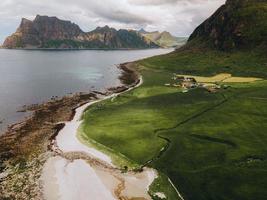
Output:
[
  {"xmin": 121, "ymin": 168, "xmax": 157, "ymax": 199},
  {"xmin": 41, "ymin": 157, "xmax": 116, "ymax": 200},
  {"xmin": 42, "ymin": 77, "xmax": 161, "ymax": 200},
  {"xmin": 42, "ymin": 157, "xmax": 158, "ymax": 200},
  {"xmin": 56, "ymin": 100, "xmax": 113, "ymax": 165},
  {"xmin": 56, "ymin": 77, "xmax": 143, "ymax": 165},
  {"xmin": 41, "ymin": 157, "xmax": 61, "ymax": 200},
  {"xmin": 55, "ymin": 158, "xmax": 115, "ymax": 200}
]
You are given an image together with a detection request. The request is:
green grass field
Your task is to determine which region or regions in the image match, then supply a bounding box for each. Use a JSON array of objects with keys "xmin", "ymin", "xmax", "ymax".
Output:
[{"xmin": 80, "ymin": 48, "xmax": 267, "ymax": 200}]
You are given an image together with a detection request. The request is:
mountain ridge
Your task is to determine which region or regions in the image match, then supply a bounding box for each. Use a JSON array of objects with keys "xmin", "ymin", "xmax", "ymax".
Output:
[{"xmin": 2, "ymin": 15, "xmax": 158, "ymax": 49}]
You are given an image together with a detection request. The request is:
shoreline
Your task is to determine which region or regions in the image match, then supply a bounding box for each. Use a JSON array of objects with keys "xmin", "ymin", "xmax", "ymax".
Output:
[
  {"xmin": 0, "ymin": 62, "xmax": 140, "ymax": 199},
  {"xmin": 41, "ymin": 73, "xmax": 158, "ymax": 200}
]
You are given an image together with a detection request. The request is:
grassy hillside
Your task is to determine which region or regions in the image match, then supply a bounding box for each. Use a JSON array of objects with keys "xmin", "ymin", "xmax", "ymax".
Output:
[
  {"xmin": 141, "ymin": 48, "xmax": 267, "ymax": 78},
  {"xmin": 80, "ymin": 0, "xmax": 267, "ymax": 199},
  {"xmin": 79, "ymin": 47, "xmax": 267, "ymax": 199},
  {"xmin": 140, "ymin": 50, "xmax": 267, "ymax": 200}
]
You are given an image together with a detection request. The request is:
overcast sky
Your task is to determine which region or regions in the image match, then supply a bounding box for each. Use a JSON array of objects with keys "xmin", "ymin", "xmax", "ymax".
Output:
[{"xmin": 0, "ymin": 0, "xmax": 225, "ymax": 43}]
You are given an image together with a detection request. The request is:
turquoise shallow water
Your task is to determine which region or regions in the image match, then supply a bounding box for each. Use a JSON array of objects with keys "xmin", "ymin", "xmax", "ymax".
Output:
[{"xmin": 0, "ymin": 48, "xmax": 172, "ymax": 134}]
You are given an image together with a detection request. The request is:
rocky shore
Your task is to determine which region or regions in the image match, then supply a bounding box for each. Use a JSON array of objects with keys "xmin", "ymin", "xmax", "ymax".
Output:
[{"xmin": 0, "ymin": 62, "xmax": 139, "ymax": 199}]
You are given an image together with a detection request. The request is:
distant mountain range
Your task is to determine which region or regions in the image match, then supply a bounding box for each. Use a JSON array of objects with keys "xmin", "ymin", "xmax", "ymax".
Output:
[
  {"xmin": 2, "ymin": 15, "xmax": 159, "ymax": 49},
  {"xmin": 139, "ymin": 29, "xmax": 187, "ymax": 48}
]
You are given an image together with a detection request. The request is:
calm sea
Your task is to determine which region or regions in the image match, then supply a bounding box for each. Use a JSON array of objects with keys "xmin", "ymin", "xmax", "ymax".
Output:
[{"xmin": 0, "ymin": 48, "xmax": 172, "ymax": 135}]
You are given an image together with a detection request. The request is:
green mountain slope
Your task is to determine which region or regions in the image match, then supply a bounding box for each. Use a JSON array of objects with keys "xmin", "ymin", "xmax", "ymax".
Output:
[
  {"xmin": 188, "ymin": 0, "xmax": 267, "ymax": 50},
  {"xmin": 142, "ymin": 0, "xmax": 267, "ymax": 77}
]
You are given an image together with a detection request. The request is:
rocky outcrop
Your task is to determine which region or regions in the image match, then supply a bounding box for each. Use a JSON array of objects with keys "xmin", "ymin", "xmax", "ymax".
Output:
[
  {"xmin": 187, "ymin": 0, "xmax": 267, "ymax": 50},
  {"xmin": 33, "ymin": 15, "xmax": 82, "ymax": 41},
  {"xmin": 3, "ymin": 15, "xmax": 83, "ymax": 48},
  {"xmin": 3, "ymin": 15, "xmax": 158, "ymax": 49}
]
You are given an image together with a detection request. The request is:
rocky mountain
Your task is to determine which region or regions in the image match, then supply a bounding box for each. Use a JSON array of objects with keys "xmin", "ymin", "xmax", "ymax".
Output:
[
  {"xmin": 139, "ymin": 29, "xmax": 187, "ymax": 48},
  {"xmin": 3, "ymin": 15, "xmax": 83, "ymax": 48},
  {"xmin": 3, "ymin": 15, "xmax": 158, "ymax": 49},
  {"xmin": 77, "ymin": 26, "xmax": 157, "ymax": 49},
  {"xmin": 138, "ymin": 28, "xmax": 148, "ymax": 34},
  {"xmin": 187, "ymin": 0, "xmax": 267, "ymax": 50}
]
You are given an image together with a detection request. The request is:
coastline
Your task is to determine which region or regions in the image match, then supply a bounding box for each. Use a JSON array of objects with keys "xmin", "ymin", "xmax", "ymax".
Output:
[
  {"xmin": 0, "ymin": 62, "xmax": 140, "ymax": 199},
  {"xmin": 41, "ymin": 72, "xmax": 158, "ymax": 200}
]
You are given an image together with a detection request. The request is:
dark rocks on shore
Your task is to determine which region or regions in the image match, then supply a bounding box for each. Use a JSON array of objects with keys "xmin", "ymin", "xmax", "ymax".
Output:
[
  {"xmin": 0, "ymin": 62, "xmax": 140, "ymax": 199},
  {"xmin": 108, "ymin": 86, "xmax": 129, "ymax": 94},
  {"xmin": 92, "ymin": 91, "xmax": 108, "ymax": 96},
  {"xmin": 0, "ymin": 151, "xmax": 14, "ymax": 171},
  {"xmin": 0, "ymin": 61, "xmax": 139, "ymax": 160},
  {"xmin": 17, "ymin": 104, "xmax": 39, "ymax": 113},
  {"xmin": 47, "ymin": 123, "xmax": 66, "ymax": 152},
  {"xmin": 119, "ymin": 62, "xmax": 140, "ymax": 86}
]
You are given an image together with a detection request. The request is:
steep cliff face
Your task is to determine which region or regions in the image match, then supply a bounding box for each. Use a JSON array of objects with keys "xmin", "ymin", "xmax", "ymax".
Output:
[
  {"xmin": 3, "ymin": 15, "xmax": 158, "ymax": 49},
  {"xmin": 3, "ymin": 15, "xmax": 83, "ymax": 48},
  {"xmin": 188, "ymin": 0, "xmax": 267, "ymax": 50},
  {"xmin": 33, "ymin": 15, "xmax": 83, "ymax": 41},
  {"xmin": 3, "ymin": 18, "xmax": 40, "ymax": 48}
]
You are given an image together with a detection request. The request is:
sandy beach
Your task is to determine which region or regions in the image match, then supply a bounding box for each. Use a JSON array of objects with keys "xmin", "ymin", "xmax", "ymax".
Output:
[
  {"xmin": 41, "ymin": 156, "xmax": 157, "ymax": 200},
  {"xmin": 0, "ymin": 62, "xmax": 146, "ymax": 199},
  {"xmin": 40, "ymin": 74, "xmax": 160, "ymax": 200},
  {"xmin": 55, "ymin": 100, "xmax": 114, "ymax": 165},
  {"xmin": 41, "ymin": 157, "xmax": 117, "ymax": 200}
]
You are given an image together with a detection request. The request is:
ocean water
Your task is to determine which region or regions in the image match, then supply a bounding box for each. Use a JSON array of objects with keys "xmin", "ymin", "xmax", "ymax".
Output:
[{"xmin": 0, "ymin": 48, "xmax": 172, "ymax": 134}]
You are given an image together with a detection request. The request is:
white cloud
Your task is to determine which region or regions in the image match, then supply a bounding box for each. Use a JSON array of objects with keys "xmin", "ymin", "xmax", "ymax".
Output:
[{"xmin": 0, "ymin": 0, "xmax": 225, "ymax": 43}]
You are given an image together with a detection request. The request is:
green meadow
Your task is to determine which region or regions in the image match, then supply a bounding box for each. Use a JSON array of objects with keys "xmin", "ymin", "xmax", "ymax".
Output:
[{"xmin": 80, "ymin": 49, "xmax": 267, "ymax": 200}]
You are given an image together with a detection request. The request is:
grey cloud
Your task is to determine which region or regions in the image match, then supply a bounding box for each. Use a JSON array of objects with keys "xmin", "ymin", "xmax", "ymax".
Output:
[
  {"xmin": 128, "ymin": 0, "xmax": 224, "ymax": 6},
  {"xmin": 51, "ymin": 0, "xmax": 153, "ymax": 25},
  {"xmin": 128, "ymin": 0, "xmax": 179, "ymax": 5},
  {"xmin": 90, "ymin": 9, "xmax": 152, "ymax": 25},
  {"xmin": 0, "ymin": 0, "xmax": 225, "ymax": 43},
  {"xmin": 128, "ymin": 0, "xmax": 225, "ymax": 6}
]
